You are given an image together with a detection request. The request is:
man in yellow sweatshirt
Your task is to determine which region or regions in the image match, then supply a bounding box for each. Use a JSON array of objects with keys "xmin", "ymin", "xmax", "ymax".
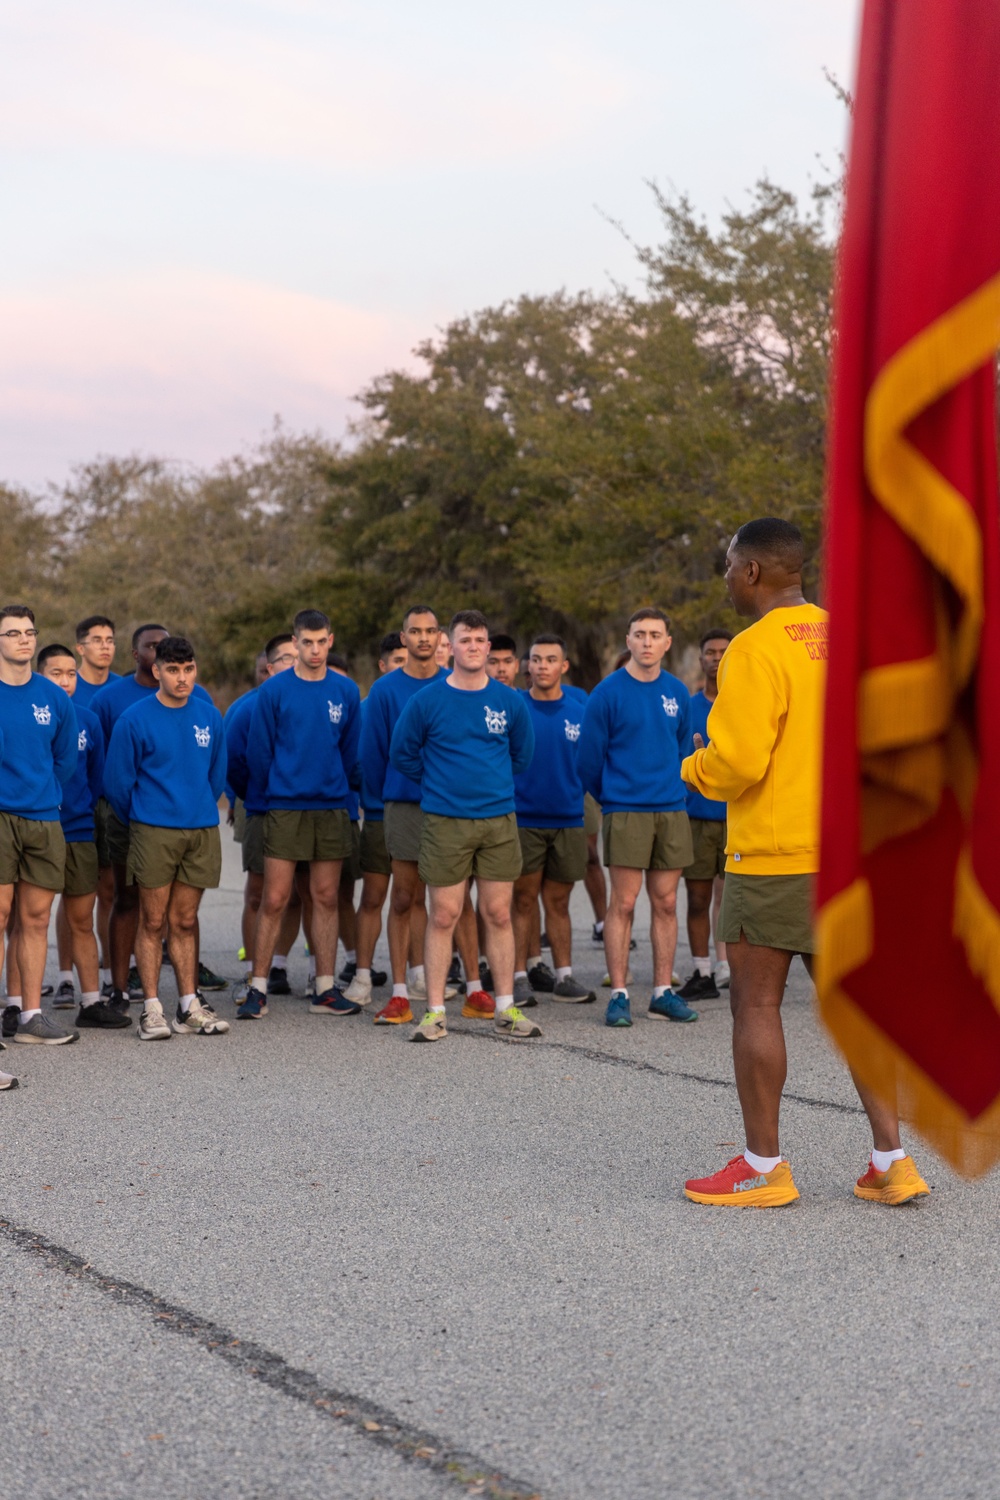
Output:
[{"xmin": 681, "ymin": 517, "xmax": 928, "ymax": 1208}]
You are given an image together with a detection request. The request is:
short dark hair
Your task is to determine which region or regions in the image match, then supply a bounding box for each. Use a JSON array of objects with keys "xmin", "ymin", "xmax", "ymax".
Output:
[
  {"xmin": 132, "ymin": 622, "xmax": 168, "ymax": 650},
  {"xmin": 530, "ymin": 633, "xmax": 567, "ymax": 654},
  {"xmin": 488, "ymin": 633, "xmax": 517, "ymax": 655},
  {"xmin": 0, "ymin": 604, "xmax": 35, "ymax": 626},
  {"xmin": 626, "ymin": 607, "xmax": 670, "ymax": 632},
  {"xmin": 154, "ymin": 635, "xmax": 195, "ymax": 664},
  {"xmin": 732, "ymin": 517, "xmax": 804, "ymax": 571},
  {"xmin": 699, "ymin": 628, "xmax": 733, "ymax": 649},
  {"xmin": 75, "ymin": 614, "xmax": 115, "ymax": 642},
  {"xmin": 37, "ymin": 643, "xmax": 75, "ymax": 669},
  {"xmin": 450, "ymin": 609, "xmax": 490, "ymax": 635},
  {"xmin": 379, "ymin": 631, "xmax": 403, "ymax": 660},
  {"xmin": 327, "ymin": 651, "xmax": 350, "ymax": 673},
  {"xmin": 264, "ymin": 633, "xmax": 294, "ymax": 662},
  {"xmin": 402, "ymin": 604, "xmax": 438, "ymax": 627},
  {"xmin": 293, "ymin": 608, "xmax": 331, "ymax": 634}
]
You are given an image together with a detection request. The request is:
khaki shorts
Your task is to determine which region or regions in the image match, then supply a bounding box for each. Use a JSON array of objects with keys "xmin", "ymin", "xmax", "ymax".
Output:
[
  {"xmin": 242, "ymin": 813, "xmax": 265, "ymax": 876},
  {"xmin": 419, "ymin": 812, "xmax": 522, "ymax": 886},
  {"xmin": 603, "ymin": 810, "xmax": 693, "ymax": 872},
  {"xmin": 0, "ymin": 812, "xmax": 66, "ymax": 891},
  {"xmin": 63, "ymin": 840, "xmax": 99, "ymax": 898},
  {"xmin": 584, "ymin": 792, "xmax": 602, "ymax": 838},
  {"xmin": 264, "ymin": 807, "xmax": 354, "ymax": 864},
  {"xmin": 518, "ymin": 825, "xmax": 587, "ymax": 884},
  {"xmin": 361, "ymin": 817, "xmax": 391, "ymax": 877},
  {"xmin": 684, "ymin": 817, "xmax": 727, "ymax": 881},
  {"xmin": 719, "ymin": 872, "xmax": 815, "ymax": 955},
  {"xmin": 95, "ymin": 797, "xmax": 130, "ymax": 869},
  {"xmin": 128, "ymin": 823, "xmax": 222, "ymax": 890},
  {"xmin": 384, "ymin": 799, "xmax": 425, "ymax": 864},
  {"xmin": 342, "ymin": 821, "xmax": 362, "ymax": 883},
  {"xmin": 232, "ymin": 798, "xmax": 246, "ymax": 843}
]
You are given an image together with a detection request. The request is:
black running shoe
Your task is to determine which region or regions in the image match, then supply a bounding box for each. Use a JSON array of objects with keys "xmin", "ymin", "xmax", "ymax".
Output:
[
  {"xmin": 127, "ymin": 966, "xmax": 144, "ymax": 1000},
  {"xmin": 53, "ymin": 980, "xmax": 76, "ymax": 1009},
  {"xmin": 161, "ymin": 939, "xmax": 172, "ymax": 967},
  {"xmin": 2, "ymin": 1005, "xmax": 19, "ymax": 1039},
  {"xmin": 108, "ymin": 988, "xmax": 130, "ymax": 1016},
  {"xmin": 478, "ymin": 957, "xmax": 494, "ymax": 993},
  {"xmin": 267, "ymin": 966, "xmax": 291, "ymax": 996},
  {"xmin": 527, "ymin": 961, "xmax": 556, "ymax": 993},
  {"xmin": 447, "ymin": 955, "xmax": 462, "ymax": 986},
  {"xmin": 77, "ymin": 1000, "xmax": 132, "ymax": 1029},
  {"xmin": 371, "ymin": 966, "xmax": 388, "ymax": 987},
  {"xmin": 338, "ymin": 960, "xmax": 356, "ymax": 986},
  {"xmin": 677, "ymin": 970, "xmax": 720, "ymax": 1001},
  {"xmin": 591, "ymin": 923, "xmax": 604, "ymax": 946},
  {"xmin": 541, "ymin": 930, "xmax": 550, "ymax": 949},
  {"xmin": 198, "ymin": 963, "xmax": 227, "ymax": 992}
]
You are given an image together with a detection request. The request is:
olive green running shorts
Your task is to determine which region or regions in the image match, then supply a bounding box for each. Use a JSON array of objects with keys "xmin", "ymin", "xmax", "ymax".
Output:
[
  {"xmin": 342, "ymin": 821, "xmax": 362, "ymax": 882},
  {"xmin": 517, "ymin": 825, "xmax": 587, "ymax": 884},
  {"xmin": 63, "ymin": 840, "xmax": 99, "ymax": 898},
  {"xmin": 264, "ymin": 807, "xmax": 354, "ymax": 863},
  {"xmin": 242, "ymin": 813, "xmax": 265, "ymax": 876},
  {"xmin": 0, "ymin": 812, "xmax": 66, "ymax": 890},
  {"xmin": 602, "ymin": 810, "xmax": 694, "ymax": 872},
  {"xmin": 128, "ymin": 823, "xmax": 223, "ymax": 890},
  {"xmin": 683, "ymin": 817, "xmax": 727, "ymax": 881},
  {"xmin": 360, "ymin": 818, "xmax": 391, "ymax": 877},
  {"xmin": 584, "ymin": 792, "xmax": 602, "ymax": 838},
  {"xmin": 95, "ymin": 797, "xmax": 130, "ymax": 869},
  {"xmin": 719, "ymin": 872, "xmax": 815, "ymax": 955},
  {"xmin": 232, "ymin": 798, "xmax": 246, "ymax": 843},
  {"xmin": 419, "ymin": 811, "xmax": 522, "ymax": 886},
  {"xmin": 383, "ymin": 800, "xmax": 423, "ymax": 864}
]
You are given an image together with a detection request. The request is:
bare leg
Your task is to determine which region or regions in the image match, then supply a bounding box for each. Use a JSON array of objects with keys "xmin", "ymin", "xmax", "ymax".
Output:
[
  {"xmin": 0, "ymin": 885, "xmax": 13, "ymax": 979},
  {"xmin": 110, "ymin": 862, "xmax": 139, "ymax": 990},
  {"xmin": 356, "ymin": 872, "xmax": 390, "ymax": 969},
  {"xmin": 166, "ymin": 883, "xmax": 204, "ymax": 996},
  {"xmin": 477, "ymin": 879, "xmax": 515, "ymax": 998},
  {"xmin": 388, "ymin": 861, "xmax": 421, "ymax": 984},
  {"xmin": 338, "ymin": 870, "xmax": 357, "ymax": 955},
  {"xmin": 65, "ymin": 893, "xmax": 100, "ymax": 992},
  {"xmin": 241, "ymin": 871, "xmax": 263, "ymax": 957},
  {"xmin": 277, "ymin": 890, "xmax": 301, "ymax": 958},
  {"xmin": 455, "ymin": 889, "xmax": 480, "ymax": 985},
  {"xmin": 796, "ymin": 955, "xmax": 900, "ymax": 1151},
  {"xmin": 96, "ymin": 866, "xmax": 113, "ymax": 968},
  {"xmin": 16, "ymin": 883, "xmax": 58, "ymax": 1009},
  {"xmin": 56, "ymin": 897, "xmax": 73, "ymax": 971},
  {"xmin": 425, "ymin": 882, "xmax": 465, "ymax": 1006},
  {"xmin": 512, "ymin": 869, "xmax": 544, "ymax": 971},
  {"xmin": 685, "ymin": 878, "xmax": 714, "ymax": 962},
  {"xmin": 540, "ymin": 879, "xmax": 573, "ymax": 969},
  {"xmin": 135, "ymin": 884, "xmax": 171, "ymax": 999},
  {"xmin": 647, "ymin": 868, "xmax": 682, "ymax": 988},
  {"xmin": 729, "ymin": 934, "xmax": 792, "ymax": 1157},
  {"xmin": 605, "ymin": 867, "xmax": 643, "ymax": 989},
  {"xmin": 308, "ymin": 860, "xmax": 342, "ymax": 979},
  {"xmin": 584, "ymin": 833, "xmax": 607, "ymax": 925},
  {"xmin": 253, "ymin": 859, "xmax": 296, "ymax": 978}
]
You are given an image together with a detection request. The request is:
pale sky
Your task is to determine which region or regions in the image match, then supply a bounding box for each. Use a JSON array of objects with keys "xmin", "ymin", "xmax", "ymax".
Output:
[{"xmin": 0, "ymin": 1, "xmax": 858, "ymax": 488}]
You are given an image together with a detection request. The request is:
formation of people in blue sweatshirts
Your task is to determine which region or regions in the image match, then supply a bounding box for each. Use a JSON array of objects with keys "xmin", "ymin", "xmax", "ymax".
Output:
[{"xmin": 0, "ymin": 600, "xmax": 732, "ymax": 1084}]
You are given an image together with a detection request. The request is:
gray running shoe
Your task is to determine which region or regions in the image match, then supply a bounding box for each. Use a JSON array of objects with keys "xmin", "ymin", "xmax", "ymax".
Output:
[
  {"xmin": 12, "ymin": 1013, "xmax": 79, "ymax": 1045},
  {"xmin": 173, "ymin": 997, "xmax": 230, "ymax": 1035},
  {"xmin": 411, "ymin": 1010, "xmax": 447, "ymax": 1043},
  {"xmin": 138, "ymin": 1000, "xmax": 171, "ymax": 1041},
  {"xmin": 513, "ymin": 974, "xmax": 537, "ymax": 1008},
  {"xmin": 552, "ymin": 976, "xmax": 596, "ymax": 1003},
  {"xmin": 53, "ymin": 980, "xmax": 76, "ymax": 1009}
]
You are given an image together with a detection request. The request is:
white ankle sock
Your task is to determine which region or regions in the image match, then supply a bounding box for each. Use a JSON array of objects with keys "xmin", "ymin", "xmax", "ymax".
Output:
[
  {"xmin": 693, "ymin": 956, "xmax": 711, "ymax": 976},
  {"xmin": 272, "ymin": 954, "xmax": 287, "ymax": 970},
  {"xmin": 251, "ymin": 975, "xmax": 268, "ymax": 994},
  {"xmin": 514, "ymin": 969, "xmax": 528, "ymax": 981},
  {"xmin": 410, "ymin": 964, "xmax": 425, "ymax": 985},
  {"xmin": 495, "ymin": 994, "xmax": 513, "ymax": 1011},
  {"xmin": 58, "ymin": 969, "xmax": 74, "ymax": 986},
  {"xmin": 356, "ymin": 967, "xmax": 371, "ymax": 982},
  {"xmin": 81, "ymin": 991, "xmax": 100, "ymax": 1008},
  {"xmin": 344, "ymin": 949, "xmax": 357, "ymax": 964},
  {"xmin": 179, "ymin": 993, "xmax": 196, "ymax": 1013},
  {"xmin": 100, "ymin": 968, "xmax": 111, "ymax": 987},
  {"xmin": 527, "ymin": 954, "xmax": 541, "ymax": 970},
  {"xmin": 744, "ymin": 1148, "xmax": 781, "ymax": 1173},
  {"xmin": 555, "ymin": 967, "xmax": 572, "ymax": 981},
  {"xmin": 19, "ymin": 1008, "xmax": 40, "ymax": 1024},
  {"xmin": 316, "ymin": 974, "xmax": 334, "ymax": 994},
  {"xmin": 392, "ymin": 983, "xmax": 409, "ymax": 999},
  {"xmin": 652, "ymin": 984, "xmax": 670, "ymax": 998},
  {"xmin": 872, "ymin": 1147, "xmax": 906, "ymax": 1172}
]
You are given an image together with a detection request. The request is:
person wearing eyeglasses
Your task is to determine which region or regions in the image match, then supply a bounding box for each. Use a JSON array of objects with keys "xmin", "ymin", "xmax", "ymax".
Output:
[{"xmin": 0, "ymin": 604, "xmax": 80, "ymax": 1057}]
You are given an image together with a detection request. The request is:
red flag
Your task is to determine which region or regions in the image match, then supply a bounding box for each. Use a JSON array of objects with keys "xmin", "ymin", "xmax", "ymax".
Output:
[{"xmin": 818, "ymin": 0, "xmax": 1000, "ymax": 1176}]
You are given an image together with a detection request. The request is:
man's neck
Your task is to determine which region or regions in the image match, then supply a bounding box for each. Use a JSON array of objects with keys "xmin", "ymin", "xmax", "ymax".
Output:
[
  {"xmin": 404, "ymin": 657, "xmax": 439, "ymax": 680},
  {"xmin": 625, "ymin": 659, "xmax": 661, "ymax": 684},
  {"xmin": 703, "ymin": 679, "xmax": 719, "ymax": 703},
  {"xmin": 294, "ymin": 662, "xmax": 327, "ymax": 682},
  {"xmin": 448, "ymin": 666, "xmax": 488, "ymax": 692},
  {"xmin": 530, "ymin": 683, "xmax": 563, "ymax": 702},
  {"xmin": 156, "ymin": 689, "xmax": 186, "ymax": 709},
  {"xmin": 133, "ymin": 669, "xmax": 157, "ymax": 689},
  {"xmin": 79, "ymin": 664, "xmax": 111, "ymax": 687},
  {"xmin": 753, "ymin": 585, "xmax": 808, "ymax": 621},
  {"xmin": 0, "ymin": 661, "xmax": 32, "ymax": 688}
]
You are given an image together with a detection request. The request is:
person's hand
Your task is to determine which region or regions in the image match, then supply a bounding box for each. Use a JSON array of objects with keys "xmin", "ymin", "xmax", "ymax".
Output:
[
  {"xmin": 692, "ymin": 732, "xmax": 705, "ymax": 750},
  {"xmin": 226, "ymin": 805, "xmax": 235, "ymax": 826}
]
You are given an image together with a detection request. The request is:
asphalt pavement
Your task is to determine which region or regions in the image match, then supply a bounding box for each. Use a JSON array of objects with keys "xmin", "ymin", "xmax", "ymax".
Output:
[{"xmin": 2, "ymin": 831, "xmax": 997, "ymax": 1500}]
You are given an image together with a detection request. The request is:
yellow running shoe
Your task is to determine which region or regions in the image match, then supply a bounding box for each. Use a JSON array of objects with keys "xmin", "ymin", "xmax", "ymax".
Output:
[
  {"xmin": 684, "ymin": 1155, "xmax": 800, "ymax": 1207},
  {"xmin": 854, "ymin": 1155, "xmax": 929, "ymax": 1205}
]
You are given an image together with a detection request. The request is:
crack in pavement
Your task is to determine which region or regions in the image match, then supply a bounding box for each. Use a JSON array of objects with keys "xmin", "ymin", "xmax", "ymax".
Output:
[{"xmin": 0, "ymin": 1219, "xmax": 542, "ymax": 1500}]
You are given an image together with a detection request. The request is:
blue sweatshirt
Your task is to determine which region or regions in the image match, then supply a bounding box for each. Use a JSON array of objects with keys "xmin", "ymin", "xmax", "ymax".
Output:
[
  {"xmin": 514, "ymin": 691, "xmax": 585, "ymax": 828},
  {"xmin": 246, "ymin": 668, "xmax": 361, "ymax": 812},
  {"xmin": 390, "ymin": 678, "xmax": 534, "ymax": 819},
  {"xmin": 578, "ymin": 668, "xmax": 691, "ymax": 814},
  {"xmin": 0, "ymin": 674, "xmax": 78, "ymax": 820},
  {"xmin": 94, "ymin": 674, "xmax": 212, "ymax": 750},
  {"xmin": 104, "ymin": 695, "xmax": 226, "ymax": 829},
  {"xmin": 358, "ymin": 700, "xmax": 384, "ymax": 820},
  {"xmin": 224, "ymin": 689, "xmax": 265, "ymax": 816},
  {"xmin": 360, "ymin": 666, "xmax": 449, "ymax": 805},
  {"xmin": 61, "ymin": 703, "xmax": 105, "ymax": 841},
  {"xmin": 685, "ymin": 690, "xmax": 726, "ymax": 822},
  {"xmin": 75, "ymin": 671, "xmax": 121, "ymax": 711}
]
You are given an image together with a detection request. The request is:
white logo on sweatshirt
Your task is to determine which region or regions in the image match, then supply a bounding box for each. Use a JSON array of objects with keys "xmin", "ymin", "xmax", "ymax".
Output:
[
  {"xmin": 32, "ymin": 703, "xmax": 52, "ymax": 725},
  {"xmin": 564, "ymin": 720, "xmax": 581, "ymax": 742},
  {"xmin": 484, "ymin": 705, "xmax": 508, "ymax": 735},
  {"xmin": 328, "ymin": 700, "xmax": 343, "ymax": 724},
  {"xmin": 661, "ymin": 695, "xmax": 680, "ymax": 718},
  {"xmin": 78, "ymin": 730, "xmax": 87, "ymax": 751},
  {"xmin": 194, "ymin": 724, "xmax": 211, "ymax": 748}
]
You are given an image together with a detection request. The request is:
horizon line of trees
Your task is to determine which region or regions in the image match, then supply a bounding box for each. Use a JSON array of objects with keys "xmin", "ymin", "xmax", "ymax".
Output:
[{"xmin": 1, "ymin": 176, "xmax": 835, "ymax": 695}]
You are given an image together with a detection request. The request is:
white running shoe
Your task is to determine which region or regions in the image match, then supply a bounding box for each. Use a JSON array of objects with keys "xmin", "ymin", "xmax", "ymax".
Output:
[
  {"xmin": 138, "ymin": 1000, "xmax": 171, "ymax": 1041},
  {"xmin": 408, "ymin": 973, "xmax": 458, "ymax": 1003},
  {"xmin": 715, "ymin": 961, "xmax": 731, "ymax": 989},
  {"xmin": 172, "ymin": 997, "xmax": 230, "ymax": 1035},
  {"xmin": 344, "ymin": 971, "xmax": 373, "ymax": 1006}
]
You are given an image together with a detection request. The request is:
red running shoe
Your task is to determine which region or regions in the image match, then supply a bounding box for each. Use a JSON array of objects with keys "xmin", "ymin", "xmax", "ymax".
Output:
[
  {"xmin": 373, "ymin": 995, "xmax": 413, "ymax": 1025},
  {"xmin": 684, "ymin": 1154, "xmax": 799, "ymax": 1207},
  {"xmin": 461, "ymin": 989, "xmax": 495, "ymax": 1019}
]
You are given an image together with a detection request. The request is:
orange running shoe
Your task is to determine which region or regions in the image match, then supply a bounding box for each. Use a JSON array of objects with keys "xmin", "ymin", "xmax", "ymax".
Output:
[
  {"xmin": 373, "ymin": 995, "xmax": 413, "ymax": 1025},
  {"xmin": 461, "ymin": 989, "xmax": 495, "ymax": 1020},
  {"xmin": 684, "ymin": 1154, "xmax": 800, "ymax": 1208},
  {"xmin": 854, "ymin": 1155, "xmax": 929, "ymax": 1205}
]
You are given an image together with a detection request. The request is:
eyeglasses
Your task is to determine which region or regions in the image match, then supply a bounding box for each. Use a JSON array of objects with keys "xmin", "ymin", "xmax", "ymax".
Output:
[
  {"xmin": 271, "ymin": 653, "xmax": 298, "ymax": 666},
  {"xmin": 0, "ymin": 629, "xmax": 38, "ymax": 640}
]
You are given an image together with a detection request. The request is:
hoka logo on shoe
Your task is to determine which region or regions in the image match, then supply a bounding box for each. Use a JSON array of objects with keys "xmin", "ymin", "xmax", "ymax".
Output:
[
  {"xmin": 484, "ymin": 705, "xmax": 508, "ymax": 735},
  {"xmin": 32, "ymin": 703, "xmax": 52, "ymax": 725},
  {"xmin": 328, "ymin": 700, "xmax": 343, "ymax": 724},
  {"xmin": 661, "ymin": 695, "xmax": 679, "ymax": 717},
  {"xmin": 564, "ymin": 720, "xmax": 581, "ymax": 742},
  {"xmin": 78, "ymin": 730, "xmax": 87, "ymax": 751},
  {"xmin": 734, "ymin": 1174, "xmax": 767, "ymax": 1191},
  {"xmin": 193, "ymin": 724, "xmax": 211, "ymax": 748}
]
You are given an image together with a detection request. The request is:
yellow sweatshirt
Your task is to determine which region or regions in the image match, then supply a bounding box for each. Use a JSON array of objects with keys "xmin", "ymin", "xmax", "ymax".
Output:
[{"xmin": 681, "ymin": 603, "xmax": 827, "ymax": 875}]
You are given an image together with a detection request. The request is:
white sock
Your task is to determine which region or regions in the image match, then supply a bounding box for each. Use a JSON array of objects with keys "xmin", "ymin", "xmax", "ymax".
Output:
[
  {"xmin": 19, "ymin": 1008, "xmax": 40, "ymax": 1024},
  {"xmin": 872, "ymin": 1147, "xmax": 906, "ymax": 1172},
  {"xmin": 272, "ymin": 954, "xmax": 287, "ymax": 970},
  {"xmin": 693, "ymin": 956, "xmax": 711, "ymax": 976},
  {"xmin": 555, "ymin": 966, "xmax": 572, "ymax": 981},
  {"xmin": 594, "ymin": 920, "xmax": 604, "ymax": 935},
  {"xmin": 7, "ymin": 995, "xmax": 22, "ymax": 1011},
  {"xmin": 145, "ymin": 996, "xmax": 160, "ymax": 1009},
  {"xmin": 429, "ymin": 1004, "xmax": 445, "ymax": 1015},
  {"xmin": 251, "ymin": 975, "xmax": 268, "ymax": 994},
  {"xmin": 81, "ymin": 991, "xmax": 100, "ymax": 1008},
  {"xmin": 316, "ymin": 974, "xmax": 334, "ymax": 994},
  {"xmin": 744, "ymin": 1148, "xmax": 782, "ymax": 1173},
  {"xmin": 514, "ymin": 969, "xmax": 528, "ymax": 981},
  {"xmin": 129, "ymin": 953, "xmax": 136, "ymax": 967},
  {"xmin": 344, "ymin": 949, "xmax": 357, "ymax": 964},
  {"xmin": 58, "ymin": 969, "xmax": 74, "ymax": 986},
  {"xmin": 652, "ymin": 984, "xmax": 671, "ymax": 998},
  {"xmin": 613, "ymin": 987, "xmax": 629, "ymax": 999},
  {"xmin": 392, "ymin": 983, "xmax": 409, "ymax": 999},
  {"xmin": 179, "ymin": 993, "xmax": 196, "ymax": 1013},
  {"xmin": 356, "ymin": 967, "xmax": 371, "ymax": 982},
  {"xmin": 410, "ymin": 964, "xmax": 425, "ymax": 985},
  {"xmin": 715, "ymin": 960, "xmax": 730, "ymax": 979},
  {"xmin": 495, "ymin": 994, "xmax": 513, "ymax": 1011},
  {"xmin": 100, "ymin": 968, "xmax": 111, "ymax": 987},
  {"xmin": 527, "ymin": 954, "xmax": 541, "ymax": 970}
]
